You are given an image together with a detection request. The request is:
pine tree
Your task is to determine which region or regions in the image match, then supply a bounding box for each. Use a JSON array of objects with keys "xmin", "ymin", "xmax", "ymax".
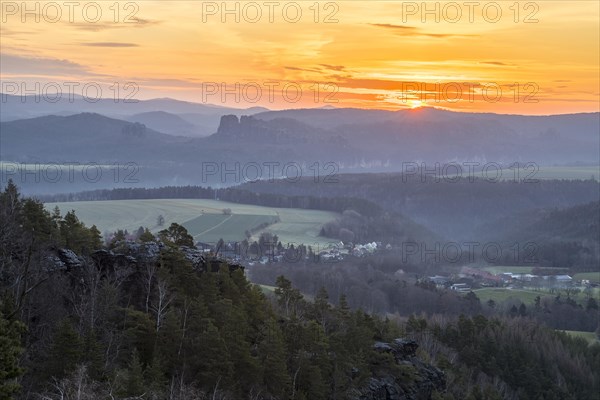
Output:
[
  {"xmin": 0, "ymin": 311, "xmax": 24, "ymax": 398},
  {"xmin": 21, "ymin": 198, "xmax": 54, "ymax": 242},
  {"xmin": 124, "ymin": 349, "xmax": 145, "ymax": 397},
  {"xmin": 274, "ymin": 276, "xmax": 304, "ymax": 318},
  {"xmin": 88, "ymin": 225, "xmax": 103, "ymax": 250},
  {"xmin": 46, "ymin": 319, "xmax": 83, "ymax": 379},
  {"xmin": 313, "ymin": 287, "xmax": 331, "ymax": 332},
  {"xmin": 82, "ymin": 329, "xmax": 104, "ymax": 380},
  {"xmin": 159, "ymin": 223, "xmax": 194, "ymax": 247},
  {"xmin": 260, "ymin": 318, "xmax": 291, "ymax": 397},
  {"xmin": 60, "ymin": 211, "xmax": 84, "ymax": 251},
  {"xmin": 139, "ymin": 228, "xmax": 155, "ymax": 243},
  {"xmin": 144, "ymin": 355, "xmax": 167, "ymax": 395}
]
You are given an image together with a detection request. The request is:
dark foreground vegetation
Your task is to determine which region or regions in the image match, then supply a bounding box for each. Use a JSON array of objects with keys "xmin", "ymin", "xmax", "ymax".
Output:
[{"xmin": 1, "ymin": 182, "xmax": 599, "ymax": 399}]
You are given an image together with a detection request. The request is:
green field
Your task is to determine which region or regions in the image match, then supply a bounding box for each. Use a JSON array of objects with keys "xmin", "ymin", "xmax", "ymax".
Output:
[
  {"xmin": 561, "ymin": 330, "xmax": 600, "ymax": 345},
  {"xmin": 530, "ymin": 165, "xmax": 600, "ymax": 180},
  {"xmin": 45, "ymin": 199, "xmax": 338, "ymax": 246},
  {"xmin": 182, "ymin": 214, "xmax": 279, "ymax": 243},
  {"xmin": 495, "ymin": 165, "xmax": 600, "ymax": 181},
  {"xmin": 473, "ymin": 287, "xmax": 600, "ymax": 306},
  {"xmin": 258, "ymin": 284, "xmax": 277, "ymax": 295},
  {"xmin": 473, "ymin": 288, "xmax": 543, "ymax": 304},
  {"xmin": 573, "ymin": 272, "xmax": 600, "ymax": 282}
]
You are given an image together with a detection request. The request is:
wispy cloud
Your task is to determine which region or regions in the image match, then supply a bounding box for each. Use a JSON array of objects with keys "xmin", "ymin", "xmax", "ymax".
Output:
[
  {"xmin": 319, "ymin": 64, "xmax": 346, "ymax": 72},
  {"xmin": 0, "ymin": 53, "xmax": 92, "ymax": 76},
  {"xmin": 284, "ymin": 66, "xmax": 323, "ymax": 73},
  {"xmin": 82, "ymin": 42, "xmax": 139, "ymax": 48},
  {"xmin": 480, "ymin": 61, "xmax": 513, "ymax": 66},
  {"xmin": 369, "ymin": 23, "xmax": 475, "ymax": 38},
  {"xmin": 68, "ymin": 18, "xmax": 160, "ymax": 32}
]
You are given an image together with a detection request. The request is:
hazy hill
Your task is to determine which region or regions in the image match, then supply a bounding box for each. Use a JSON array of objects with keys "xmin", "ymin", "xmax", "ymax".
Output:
[
  {"xmin": 238, "ymin": 173, "xmax": 600, "ymax": 241},
  {"xmin": 124, "ymin": 111, "xmax": 198, "ymax": 137},
  {"xmin": 0, "ymin": 94, "xmax": 268, "ymax": 136},
  {"xmin": 4, "ymin": 106, "xmax": 598, "ymax": 167},
  {"xmin": 2, "ymin": 109, "xmax": 599, "ymax": 194},
  {"xmin": 1, "ymin": 113, "xmax": 353, "ymax": 165},
  {"xmin": 478, "ymin": 201, "xmax": 600, "ymax": 244},
  {"xmin": 0, "ymin": 113, "xmax": 189, "ymax": 162},
  {"xmin": 254, "ymin": 107, "xmax": 600, "ymax": 165}
]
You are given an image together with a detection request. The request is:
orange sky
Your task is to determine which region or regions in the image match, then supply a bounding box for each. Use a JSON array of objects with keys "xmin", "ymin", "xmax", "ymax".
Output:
[{"xmin": 1, "ymin": 0, "xmax": 599, "ymax": 114}]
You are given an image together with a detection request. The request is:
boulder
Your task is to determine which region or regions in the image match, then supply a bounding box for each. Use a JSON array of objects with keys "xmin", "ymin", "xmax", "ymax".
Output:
[
  {"xmin": 57, "ymin": 248, "xmax": 83, "ymax": 269},
  {"xmin": 355, "ymin": 338, "xmax": 445, "ymax": 400}
]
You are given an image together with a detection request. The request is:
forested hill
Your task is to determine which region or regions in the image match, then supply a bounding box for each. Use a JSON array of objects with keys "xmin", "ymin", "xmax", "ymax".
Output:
[
  {"xmin": 2, "ymin": 182, "xmax": 600, "ymax": 399},
  {"xmin": 237, "ymin": 173, "xmax": 600, "ymax": 241},
  {"xmin": 480, "ymin": 201, "xmax": 600, "ymax": 243}
]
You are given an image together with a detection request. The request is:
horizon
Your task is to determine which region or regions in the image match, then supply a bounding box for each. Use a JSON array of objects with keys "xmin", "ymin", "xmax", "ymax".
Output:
[{"xmin": 2, "ymin": 92, "xmax": 599, "ymax": 117}]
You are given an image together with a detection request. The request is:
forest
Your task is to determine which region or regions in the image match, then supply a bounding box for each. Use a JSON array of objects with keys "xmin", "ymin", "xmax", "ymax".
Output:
[{"xmin": 1, "ymin": 181, "xmax": 599, "ymax": 399}]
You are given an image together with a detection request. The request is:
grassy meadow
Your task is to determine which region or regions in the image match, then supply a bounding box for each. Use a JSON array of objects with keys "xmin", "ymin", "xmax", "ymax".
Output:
[{"xmin": 45, "ymin": 199, "xmax": 338, "ymax": 246}]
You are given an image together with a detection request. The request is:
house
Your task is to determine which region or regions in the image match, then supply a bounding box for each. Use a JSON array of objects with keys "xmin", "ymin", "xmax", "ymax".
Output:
[
  {"xmin": 555, "ymin": 275, "xmax": 573, "ymax": 287},
  {"xmin": 450, "ymin": 283, "xmax": 471, "ymax": 293},
  {"xmin": 541, "ymin": 274, "xmax": 573, "ymax": 288},
  {"xmin": 428, "ymin": 275, "xmax": 449, "ymax": 288}
]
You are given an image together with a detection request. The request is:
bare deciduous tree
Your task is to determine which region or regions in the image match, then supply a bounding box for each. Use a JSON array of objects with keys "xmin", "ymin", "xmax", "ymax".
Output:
[{"xmin": 151, "ymin": 277, "xmax": 173, "ymax": 333}]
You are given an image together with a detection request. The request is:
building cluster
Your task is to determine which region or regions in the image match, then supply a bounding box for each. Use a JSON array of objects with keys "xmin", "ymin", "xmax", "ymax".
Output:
[{"xmin": 427, "ymin": 266, "xmax": 595, "ymax": 293}]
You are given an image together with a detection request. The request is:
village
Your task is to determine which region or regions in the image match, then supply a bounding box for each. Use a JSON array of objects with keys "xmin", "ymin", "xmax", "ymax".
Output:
[
  {"xmin": 427, "ymin": 266, "xmax": 598, "ymax": 293},
  {"xmin": 196, "ymin": 238, "xmax": 599, "ymax": 296}
]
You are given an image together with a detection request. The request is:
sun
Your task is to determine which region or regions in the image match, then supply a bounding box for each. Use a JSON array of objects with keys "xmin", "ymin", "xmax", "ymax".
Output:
[{"xmin": 410, "ymin": 100, "xmax": 424, "ymax": 109}]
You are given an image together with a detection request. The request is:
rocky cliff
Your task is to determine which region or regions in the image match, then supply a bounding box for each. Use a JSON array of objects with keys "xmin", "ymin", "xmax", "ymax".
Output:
[{"xmin": 351, "ymin": 338, "xmax": 446, "ymax": 400}]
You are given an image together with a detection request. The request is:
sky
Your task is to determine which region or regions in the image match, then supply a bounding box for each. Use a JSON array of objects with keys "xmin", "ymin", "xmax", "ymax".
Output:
[{"xmin": 1, "ymin": 0, "xmax": 599, "ymax": 114}]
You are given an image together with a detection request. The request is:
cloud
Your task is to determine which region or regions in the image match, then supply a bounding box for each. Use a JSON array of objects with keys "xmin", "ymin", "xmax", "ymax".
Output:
[
  {"xmin": 370, "ymin": 24, "xmax": 418, "ymax": 32},
  {"xmin": 0, "ymin": 53, "xmax": 92, "ymax": 76},
  {"xmin": 369, "ymin": 23, "xmax": 475, "ymax": 38},
  {"xmin": 82, "ymin": 42, "xmax": 139, "ymax": 47},
  {"xmin": 332, "ymin": 77, "xmax": 487, "ymax": 95},
  {"xmin": 480, "ymin": 61, "xmax": 514, "ymax": 66},
  {"xmin": 319, "ymin": 64, "xmax": 346, "ymax": 72},
  {"xmin": 68, "ymin": 18, "xmax": 160, "ymax": 32},
  {"xmin": 129, "ymin": 17, "xmax": 159, "ymax": 26},
  {"xmin": 284, "ymin": 66, "xmax": 323, "ymax": 73},
  {"xmin": 284, "ymin": 64, "xmax": 348, "ymax": 75},
  {"xmin": 0, "ymin": 26, "xmax": 38, "ymax": 37}
]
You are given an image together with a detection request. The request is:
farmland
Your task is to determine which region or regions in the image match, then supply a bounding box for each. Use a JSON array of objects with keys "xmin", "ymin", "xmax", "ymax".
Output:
[
  {"xmin": 561, "ymin": 330, "xmax": 600, "ymax": 345},
  {"xmin": 472, "ymin": 287, "xmax": 600, "ymax": 306},
  {"xmin": 45, "ymin": 199, "xmax": 338, "ymax": 246},
  {"xmin": 529, "ymin": 165, "xmax": 600, "ymax": 180},
  {"xmin": 472, "ymin": 288, "xmax": 544, "ymax": 305},
  {"xmin": 573, "ymin": 272, "xmax": 600, "ymax": 282}
]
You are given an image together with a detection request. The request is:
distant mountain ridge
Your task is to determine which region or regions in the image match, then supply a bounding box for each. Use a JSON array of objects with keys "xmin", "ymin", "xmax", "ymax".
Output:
[
  {"xmin": 1, "ymin": 108, "xmax": 598, "ymax": 193},
  {"xmin": 0, "ymin": 93, "xmax": 269, "ymax": 137},
  {"xmin": 0, "ymin": 112, "xmax": 188, "ymax": 162},
  {"xmin": 2, "ymin": 108, "xmax": 598, "ymax": 164}
]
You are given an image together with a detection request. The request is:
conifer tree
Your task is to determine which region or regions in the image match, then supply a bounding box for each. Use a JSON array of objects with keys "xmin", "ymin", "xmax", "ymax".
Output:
[
  {"xmin": 124, "ymin": 349, "xmax": 145, "ymax": 397},
  {"xmin": 0, "ymin": 311, "xmax": 24, "ymax": 398},
  {"xmin": 46, "ymin": 319, "xmax": 83, "ymax": 380}
]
